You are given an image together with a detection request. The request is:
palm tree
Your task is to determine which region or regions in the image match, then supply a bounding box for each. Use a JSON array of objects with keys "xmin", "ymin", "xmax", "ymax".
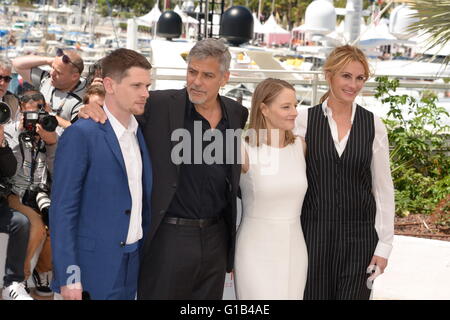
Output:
[{"xmin": 409, "ymin": 0, "xmax": 450, "ymax": 63}]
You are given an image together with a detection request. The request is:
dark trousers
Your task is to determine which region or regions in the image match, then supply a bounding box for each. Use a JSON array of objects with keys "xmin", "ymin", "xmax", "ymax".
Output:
[
  {"xmin": 0, "ymin": 202, "xmax": 30, "ymax": 287},
  {"xmin": 138, "ymin": 219, "xmax": 228, "ymax": 300},
  {"xmin": 104, "ymin": 243, "xmax": 140, "ymax": 300}
]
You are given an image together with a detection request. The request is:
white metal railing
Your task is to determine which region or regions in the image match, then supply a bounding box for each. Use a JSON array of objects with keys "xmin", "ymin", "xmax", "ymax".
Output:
[{"xmin": 151, "ymin": 66, "xmax": 450, "ymax": 107}]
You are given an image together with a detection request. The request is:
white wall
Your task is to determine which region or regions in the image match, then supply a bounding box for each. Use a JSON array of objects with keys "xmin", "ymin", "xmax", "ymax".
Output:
[
  {"xmin": 0, "ymin": 234, "xmax": 8, "ymax": 287},
  {"xmin": 372, "ymin": 236, "xmax": 450, "ymax": 300}
]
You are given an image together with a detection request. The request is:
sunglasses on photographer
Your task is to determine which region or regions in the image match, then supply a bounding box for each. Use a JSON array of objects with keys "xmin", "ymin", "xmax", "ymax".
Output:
[
  {"xmin": 56, "ymin": 48, "xmax": 82, "ymax": 74},
  {"xmin": 20, "ymin": 93, "xmax": 45, "ymax": 104},
  {"xmin": 0, "ymin": 75, "xmax": 12, "ymax": 83}
]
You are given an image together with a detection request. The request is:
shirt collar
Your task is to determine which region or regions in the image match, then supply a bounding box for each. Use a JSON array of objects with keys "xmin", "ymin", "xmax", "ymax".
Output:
[
  {"xmin": 186, "ymin": 94, "xmax": 229, "ymax": 121},
  {"xmin": 104, "ymin": 104, "xmax": 139, "ymax": 138},
  {"xmin": 321, "ymin": 99, "xmax": 357, "ymax": 124}
]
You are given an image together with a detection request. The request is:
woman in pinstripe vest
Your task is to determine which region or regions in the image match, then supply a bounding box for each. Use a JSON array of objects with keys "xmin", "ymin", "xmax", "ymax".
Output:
[{"xmin": 295, "ymin": 45, "xmax": 395, "ymax": 300}]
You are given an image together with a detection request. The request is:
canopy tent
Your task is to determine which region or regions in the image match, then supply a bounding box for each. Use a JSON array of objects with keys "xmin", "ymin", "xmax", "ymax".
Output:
[
  {"xmin": 257, "ymin": 15, "xmax": 291, "ymax": 45},
  {"xmin": 37, "ymin": 5, "xmax": 59, "ymax": 13},
  {"xmin": 173, "ymin": 5, "xmax": 199, "ymax": 39},
  {"xmin": 259, "ymin": 15, "xmax": 290, "ymax": 35},
  {"xmin": 292, "ymin": 20, "xmax": 338, "ymax": 35},
  {"xmin": 57, "ymin": 5, "xmax": 74, "ymax": 14},
  {"xmin": 359, "ymin": 18, "xmax": 396, "ymax": 47},
  {"xmin": 136, "ymin": 3, "xmax": 161, "ymax": 27},
  {"xmin": 174, "ymin": 5, "xmax": 199, "ymax": 25},
  {"xmin": 252, "ymin": 13, "xmax": 263, "ymax": 34}
]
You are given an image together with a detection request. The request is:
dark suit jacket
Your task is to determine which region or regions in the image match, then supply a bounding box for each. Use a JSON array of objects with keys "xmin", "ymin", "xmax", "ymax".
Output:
[
  {"xmin": 138, "ymin": 88, "xmax": 248, "ymax": 273},
  {"xmin": 0, "ymin": 145, "xmax": 17, "ymax": 178}
]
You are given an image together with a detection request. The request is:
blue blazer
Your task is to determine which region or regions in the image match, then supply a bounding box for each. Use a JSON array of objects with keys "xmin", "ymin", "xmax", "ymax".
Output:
[{"xmin": 49, "ymin": 118, "xmax": 152, "ymax": 299}]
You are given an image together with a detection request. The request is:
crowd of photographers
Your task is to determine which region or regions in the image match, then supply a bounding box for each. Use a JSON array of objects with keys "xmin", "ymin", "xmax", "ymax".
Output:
[{"xmin": 0, "ymin": 51, "xmax": 104, "ymax": 300}]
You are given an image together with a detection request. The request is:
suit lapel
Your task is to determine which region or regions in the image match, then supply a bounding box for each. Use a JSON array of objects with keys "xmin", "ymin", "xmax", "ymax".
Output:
[
  {"xmin": 223, "ymin": 98, "xmax": 239, "ymax": 131},
  {"xmin": 101, "ymin": 120, "xmax": 127, "ymax": 174},
  {"xmin": 221, "ymin": 98, "xmax": 241, "ymax": 193},
  {"xmin": 137, "ymin": 128, "xmax": 152, "ymax": 237},
  {"xmin": 137, "ymin": 128, "xmax": 152, "ymax": 210},
  {"xmin": 168, "ymin": 89, "xmax": 187, "ymax": 173}
]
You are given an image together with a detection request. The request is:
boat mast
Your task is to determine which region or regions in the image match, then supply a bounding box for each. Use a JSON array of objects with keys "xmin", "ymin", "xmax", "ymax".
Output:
[{"xmin": 90, "ymin": 0, "xmax": 97, "ymax": 47}]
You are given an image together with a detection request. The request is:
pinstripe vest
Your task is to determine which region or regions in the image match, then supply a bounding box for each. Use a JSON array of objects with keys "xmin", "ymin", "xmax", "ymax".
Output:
[{"xmin": 301, "ymin": 104, "xmax": 376, "ymax": 223}]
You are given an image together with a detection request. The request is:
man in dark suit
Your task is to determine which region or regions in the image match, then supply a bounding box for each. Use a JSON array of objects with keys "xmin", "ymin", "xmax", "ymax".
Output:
[
  {"xmin": 80, "ymin": 39, "xmax": 248, "ymax": 299},
  {"xmin": 50, "ymin": 49, "xmax": 153, "ymax": 300}
]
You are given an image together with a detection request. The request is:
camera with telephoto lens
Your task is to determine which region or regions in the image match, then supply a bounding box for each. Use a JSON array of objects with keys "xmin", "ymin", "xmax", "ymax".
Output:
[
  {"xmin": 22, "ymin": 184, "xmax": 51, "ymax": 226},
  {"xmin": 22, "ymin": 109, "xmax": 58, "ymax": 135}
]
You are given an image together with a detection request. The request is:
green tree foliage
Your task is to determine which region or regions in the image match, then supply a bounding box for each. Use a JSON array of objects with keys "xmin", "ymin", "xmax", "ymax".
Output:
[
  {"xmin": 16, "ymin": 0, "xmax": 34, "ymax": 6},
  {"xmin": 231, "ymin": 0, "xmax": 372, "ymax": 30},
  {"xmin": 409, "ymin": 0, "xmax": 450, "ymax": 64},
  {"xmin": 93, "ymin": 0, "xmax": 374, "ymax": 28},
  {"xmin": 97, "ymin": 0, "xmax": 155, "ymax": 17},
  {"xmin": 375, "ymin": 76, "xmax": 450, "ymax": 216},
  {"xmin": 232, "ymin": 0, "xmax": 312, "ymax": 28}
]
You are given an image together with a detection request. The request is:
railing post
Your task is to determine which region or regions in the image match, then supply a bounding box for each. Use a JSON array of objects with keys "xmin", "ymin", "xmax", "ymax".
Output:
[
  {"xmin": 311, "ymin": 73, "xmax": 319, "ymax": 107},
  {"xmin": 151, "ymin": 67, "xmax": 157, "ymax": 91}
]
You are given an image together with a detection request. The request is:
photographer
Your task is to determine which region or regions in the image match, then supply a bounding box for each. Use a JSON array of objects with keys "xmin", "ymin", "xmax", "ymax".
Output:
[
  {"xmin": 85, "ymin": 58, "xmax": 103, "ymax": 87},
  {"xmin": 12, "ymin": 50, "xmax": 87, "ymax": 130},
  {"xmin": 0, "ymin": 58, "xmax": 20, "ymax": 120},
  {"xmin": 4, "ymin": 89, "xmax": 57, "ymax": 297},
  {"xmin": 0, "ymin": 124, "xmax": 32, "ymax": 300}
]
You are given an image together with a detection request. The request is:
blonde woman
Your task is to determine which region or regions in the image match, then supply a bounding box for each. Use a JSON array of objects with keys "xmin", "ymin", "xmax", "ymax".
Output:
[
  {"xmin": 234, "ymin": 78, "xmax": 308, "ymax": 299},
  {"xmin": 296, "ymin": 45, "xmax": 395, "ymax": 300}
]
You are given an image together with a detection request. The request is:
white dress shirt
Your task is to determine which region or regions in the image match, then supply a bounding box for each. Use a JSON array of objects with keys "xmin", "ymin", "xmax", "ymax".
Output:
[
  {"xmin": 295, "ymin": 100, "xmax": 395, "ymax": 259},
  {"xmin": 104, "ymin": 105, "xmax": 143, "ymax": 245}
]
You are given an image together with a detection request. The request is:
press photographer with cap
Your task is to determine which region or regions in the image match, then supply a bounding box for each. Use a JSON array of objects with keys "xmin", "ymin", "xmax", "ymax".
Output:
[
  {"xmin": 12, "ymin": 49, "xmax": 87, "ymax": 130},
  {"xmin": 3, "ymin": 89, "xmax": 58, "ymax": 297}
]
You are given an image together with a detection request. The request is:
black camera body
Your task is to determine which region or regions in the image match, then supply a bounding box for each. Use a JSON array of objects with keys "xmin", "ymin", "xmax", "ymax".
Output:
[
  {"xmin": 22, "ymin": 184, "xmax": 51, "ymax": 226},
  {"xmin": 23, "ymin": 110, "xmax": 58, "ymax": 134}
]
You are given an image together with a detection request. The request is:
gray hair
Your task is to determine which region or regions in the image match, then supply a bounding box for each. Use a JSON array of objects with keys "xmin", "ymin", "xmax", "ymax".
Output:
[
  {"xmin": 0, "ymin": 58, "xmax": 12, "ymax": 71},
  {"xmin": 187, "ymin": 38, "xmax": 231, "ymax": 73}
]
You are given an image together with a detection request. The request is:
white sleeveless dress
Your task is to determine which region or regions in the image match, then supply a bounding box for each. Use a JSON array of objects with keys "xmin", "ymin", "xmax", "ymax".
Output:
[{"xmin": 234, "ymin": 138, "xmax": 308, "ymax": 300}]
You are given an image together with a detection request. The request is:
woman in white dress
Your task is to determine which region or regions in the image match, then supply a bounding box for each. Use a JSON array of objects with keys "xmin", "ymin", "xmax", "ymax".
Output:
[{"xmin": 234, "ymin": 78, "xmax": 308, "ymax": 300}]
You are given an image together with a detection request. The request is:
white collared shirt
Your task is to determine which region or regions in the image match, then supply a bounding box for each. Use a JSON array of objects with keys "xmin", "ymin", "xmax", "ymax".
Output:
[
  {"xmin": 104, "ymin": 105, "xmax": 143, "ymax": 245},
  {"xmin": 295, "ymin": 100, "xmax": 395, "ymax": 259}
]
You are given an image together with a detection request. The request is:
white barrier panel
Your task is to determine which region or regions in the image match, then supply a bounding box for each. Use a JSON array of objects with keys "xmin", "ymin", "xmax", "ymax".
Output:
[
  {"xmin": 223, "ymin": 272, "xmax": 236, "ymax": 300},
  {"xmin": 225, "ymin": 197, "xmax": 450, "ymax": 301},
  {"xmin": 0, "ymin": 233, "xmax": 8, "ymax": 287},
  {"xmin": 222, "ymin": 198, "xmax": 242, "ymax": 300},
  {"xmin": 372, "ymin": 235, "xmax": 450, "ymax": 300}
]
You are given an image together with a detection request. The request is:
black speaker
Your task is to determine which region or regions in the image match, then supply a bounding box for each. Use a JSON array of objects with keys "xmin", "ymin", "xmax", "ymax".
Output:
[
  {"xmin": 157, "ymin": 10, "xmax": 182, "ymax": 40},
  {"xmin": 219, "ymin": 6, "xmax": 253, "ymax": 46}
]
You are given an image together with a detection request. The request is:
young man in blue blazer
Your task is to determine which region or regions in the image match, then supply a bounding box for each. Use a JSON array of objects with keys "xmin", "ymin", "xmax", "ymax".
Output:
[{"xmin": 50, "ymin": 49, "xmax": 153, "ymax": 300}]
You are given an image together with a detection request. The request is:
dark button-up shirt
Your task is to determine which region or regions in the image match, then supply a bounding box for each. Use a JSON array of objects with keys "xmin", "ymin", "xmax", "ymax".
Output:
[{"xmin": 166, "ymin": 96, "xmax": 231, "ymax": 219}]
